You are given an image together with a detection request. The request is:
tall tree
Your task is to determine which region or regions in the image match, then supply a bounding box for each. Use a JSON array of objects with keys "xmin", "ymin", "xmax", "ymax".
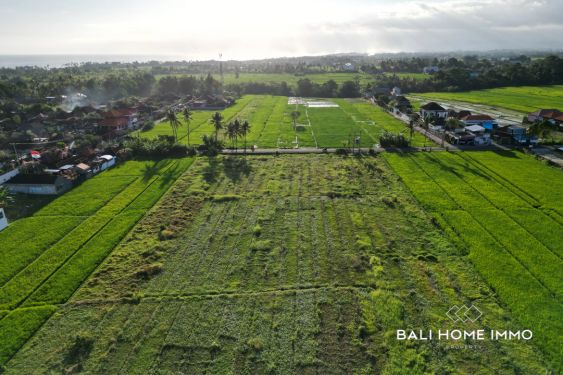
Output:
[
  {"xmin": 211, "ymin": 112, "xmax": 224, "ymax": 142},
  {"xmin": 226, "ymin": 120, "xmax": 241, "ymax": 150},
  {"xmin": 182, "ymin": 107, "xmax": 193, "ymax": 146},
  {"xmin": 408, "ymin": 113, "xmax": 420, "ymax": 144},
  {"xmin": 167, "ymin": 109, "xmax": 180, "ymax": 142},
  {"xmin": 241, "ymin": 120, "xmax": 251, "ymax": 153}
]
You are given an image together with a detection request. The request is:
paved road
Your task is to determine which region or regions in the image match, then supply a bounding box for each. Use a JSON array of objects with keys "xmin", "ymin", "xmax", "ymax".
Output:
[
  {"xmin": 530, "ymin": 147, "xmax": 563, "ymax": 167},
  {"xmin": 220, "ymin": 143, "xmax": 513, "ymax": 155}
]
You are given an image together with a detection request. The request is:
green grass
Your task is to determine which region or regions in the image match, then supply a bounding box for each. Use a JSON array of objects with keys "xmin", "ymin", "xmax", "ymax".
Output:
[
  {"xmin": 384, "ymin": 150, "xmax": 563, "ymax": 370},
  {"xmin": 416, "ymin": 85, "xmax": 563, "ymax": 113},
  {"xmin": 0, "ymin": 306, "xmax": 56, "ymax": 364},
  {"xmin": 3, "ymin": 155, "xmax": 549, "ymax": 374},
  {"xmin": 0, "ymin": 216, "xmax": 84, "ymax": 287},
  {"xmin": 144, "ymin": 95, "xmax": 433, "ymax": 148},
  {"xmin": 0, "ymin": 157, "xmax": 196, "ymax": 364},
  {"xmin": 33, "ymin": 175, "xmax": 136, "ymax": 217}
]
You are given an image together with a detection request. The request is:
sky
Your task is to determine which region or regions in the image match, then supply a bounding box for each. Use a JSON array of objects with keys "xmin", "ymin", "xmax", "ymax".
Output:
[{"xmin": 0, "ymin": 0, "xmax": 562, "ymax": 60}]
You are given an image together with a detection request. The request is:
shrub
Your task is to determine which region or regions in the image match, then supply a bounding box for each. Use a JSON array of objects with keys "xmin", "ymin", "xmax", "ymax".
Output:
[
  {"xmin": 158, "ymin": 229, "xmax": 175, "ymax": 240},
  {"xmin": 253, "ymin": 224, "xmax": 262, "ymax": 237},
  {"xmin": 251, "ymin": 240, "xmax": 272, "ymax": 252},
  {"xmin": 198, "ymin": 135, "xmax": 224, "ymax": 156},
  {"xmin": 134, "ymin": 263, "xmax": 163, "ymax": 279},
  {"xmin": 141, "ymin": 120, "xmax": 155, "ymax": 132},
  {"xmin": 335, "ymin": 148, "xmax": 349, "ymax": 155},
  {"xmin": 64, "ymin": 333, "xmax": 95, "ymax": 368},
  {"xmin": 379, "ymin": 132, "xmax": 409, "ymax": 148}
]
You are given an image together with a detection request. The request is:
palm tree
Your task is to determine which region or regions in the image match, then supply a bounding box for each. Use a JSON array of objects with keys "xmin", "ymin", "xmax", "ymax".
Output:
[
  {"xmin": 291, "ymin": 111, "xmax": 300, "ymax": 129},
  {"xmin": 211, "ymin": 112, "xmax": 224, "ymax": 142},
  {"xmin": 167, "ymin": 109, "xmax": 180, "ymax": 142},
  {"xmin": 226, "ymin": 120, "xmax": 240, "ymax": 149},
  {"xmin": 241, "ymin": 120, "xmax": 251, "ymax": 153},
  {"xmin": 408, "ymin": 113, "xmax": 420, "ymax": 144},
  {"xmin": 182, "ymin": 107, "xmax": 193, "ymax": 146}
]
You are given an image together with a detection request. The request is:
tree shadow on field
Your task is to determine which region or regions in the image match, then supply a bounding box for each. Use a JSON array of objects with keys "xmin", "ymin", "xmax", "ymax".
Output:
[
  {"xmin": 142, "ymin": 162, "xmax": 160, "ymax": 182},
  {"xmin": 223, "ymin": 156, "xmax": 252, "ymax": 183},
  {"xmin": 203, "ymin": 157, "xmax": 221, "ymax": 184},
  {"xmin": 493, "ymin": 150, "xmax": 520, "ymax": 158}
]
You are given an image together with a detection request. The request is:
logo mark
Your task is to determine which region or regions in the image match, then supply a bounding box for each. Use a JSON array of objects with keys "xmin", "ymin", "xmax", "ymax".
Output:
[{"xmin": 446, "ymin": 305, "xmax": 482, "ymax": 323}]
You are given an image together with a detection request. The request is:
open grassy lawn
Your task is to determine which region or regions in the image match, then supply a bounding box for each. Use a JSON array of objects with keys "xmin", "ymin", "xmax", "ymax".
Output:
[
  {"xmin": 0, "ymin": 157, "xmax": 195, "ymax": 364},
  {"xmin": 2, "ymin": 155, "xmax": 553, "ymax": 374},
  {"xmin": 416, "ymin": 85, "xmax": 563, "ymax": 113},
  {"xmin": 143, "ymin": 95, "xmax": 431, "ymax": 148},
  {"xmin": 384, "ymin": 150, "xmax": 563, "ymax": 370}
]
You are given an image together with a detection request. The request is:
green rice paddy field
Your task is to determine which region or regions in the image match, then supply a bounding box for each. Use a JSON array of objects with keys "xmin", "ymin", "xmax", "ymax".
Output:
[
  {"xmin": 0, "ymin": 150, "xmax": 561, "ymax": 373},
  {"xmin": 417, "ymin": 85, "xmax": 563, "ymax": 113},
  {"xmin": 142, "ymin": 95, "xmax": 430, "ymax": 148}
]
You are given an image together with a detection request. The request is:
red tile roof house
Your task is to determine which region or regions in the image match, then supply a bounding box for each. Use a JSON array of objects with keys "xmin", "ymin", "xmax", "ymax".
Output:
[
  {"xmin": 527, "ymin": 109, "xmax": 563, "ymax": 124},
  {"xmin": 100, "ymin": 108, "xmax": 139, "ymax": 131}
]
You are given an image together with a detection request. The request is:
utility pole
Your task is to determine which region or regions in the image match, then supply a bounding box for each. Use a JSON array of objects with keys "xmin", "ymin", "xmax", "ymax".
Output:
[{"xmin": 219, "ymin": 53, "xmax": 224, "ymax": 87}]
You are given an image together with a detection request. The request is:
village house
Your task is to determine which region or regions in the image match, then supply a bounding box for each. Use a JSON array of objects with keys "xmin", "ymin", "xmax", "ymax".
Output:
[
  {"xmin": 446, "ymin": 130, "xmax": 476, "ymax": 145},
  {"xmin": 494, "ymin": 125, "xmax": 538, "ymax": 145},
  {"xmin": 90, "ymin": 155, "xmax": 116, "ymax": 174},
  {"xmin": 527, "ymin": 109, "xmax": 563, "ymax": 126},
  {"xmin": 464, "ymin": 125, "xmax": 491, "ymax": 145},
  {"xmin": 461, "ymin": 114, "xmax": 498, "ymax": 131},
  {"xmin": 447, "ymin": 109, "xmax": 472, "ymax": 120},
  {"xmin": 4, "ymin": 174, "xmax": 73, "ymax": 195},
  {"xmin": 100, "ymin": 108, "xmax": 139, "ymax": 133},
  {"xmin": 420, "ymin": 102, "xmax": 448, "ymax": 120}
]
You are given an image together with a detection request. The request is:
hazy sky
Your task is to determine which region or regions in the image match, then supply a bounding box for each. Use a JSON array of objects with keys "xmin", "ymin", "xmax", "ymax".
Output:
[{"xmin": 0, "ymin": 0, "xmax": 562, "ymax": 60}]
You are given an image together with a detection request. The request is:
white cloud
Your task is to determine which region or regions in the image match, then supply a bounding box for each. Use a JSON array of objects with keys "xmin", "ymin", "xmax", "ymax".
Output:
[{"xmin": 0, "ymin": 0, "xmax": 561, "ymax": 59}]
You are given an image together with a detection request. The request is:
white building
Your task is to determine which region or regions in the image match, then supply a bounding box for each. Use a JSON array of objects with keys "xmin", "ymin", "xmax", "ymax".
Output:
[
  {"xmin": 420, "ymin": 102, "xmax": 448, "ymax": 119},
  {"xmin": 391, "ymin": 87, "xmax": 402, "ymax": 97}
]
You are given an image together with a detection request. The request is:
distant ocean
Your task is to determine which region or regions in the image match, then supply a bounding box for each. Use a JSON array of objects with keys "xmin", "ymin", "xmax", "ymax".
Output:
[{"xmin": 0, "ymin": 55, "xmax": 187, "ymax": 68}]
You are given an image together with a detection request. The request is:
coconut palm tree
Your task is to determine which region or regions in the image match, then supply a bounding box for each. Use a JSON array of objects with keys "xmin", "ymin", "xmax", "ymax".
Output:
[
  {"xmin": 408, "ymin": 113, "xmax": 420, "ymax": 144},
  {"xmin": 241, "ymin": 120, "xmax": 251, "ymax": 153},
  {"xmin": 167, "ymin": 109, "xmax": 180, "ymax": 142},
  {"xmin": 226, "ymin": 120, "xmax": 241, "ymax": 149},
  {"xmin": 211, "ymin": 112, "xmax": 224, "ymax": 142},
  {"xmin": 182, "ymin": 107, "xmax": 193, "ymax": 146}
]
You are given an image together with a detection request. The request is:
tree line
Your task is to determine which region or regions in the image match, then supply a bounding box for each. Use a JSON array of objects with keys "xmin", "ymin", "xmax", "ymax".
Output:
[{"xmin": 373, "ymin": 55, "xmax": 563, "ymax": 92}]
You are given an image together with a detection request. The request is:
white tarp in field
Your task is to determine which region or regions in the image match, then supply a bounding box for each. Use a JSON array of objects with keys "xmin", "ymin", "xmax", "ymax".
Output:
[
  {"xmin": 288, "ymin": 97, "xmax": 339, "ymax": 108},
  {"xmin": 306, "ymin": 101, "xmax": 339, "ymax": 108}
]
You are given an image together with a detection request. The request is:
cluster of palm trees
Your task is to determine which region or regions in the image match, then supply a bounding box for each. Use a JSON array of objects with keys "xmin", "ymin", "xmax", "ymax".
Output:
[
  {"xmin": 166, "ymin": 107, "xmax": 193, "ymax": 145},
  {"xmin": 166, "ymin": 108, "xmax": 252, "ymax": 152},
  {"xmin": 209, "ymin": 112, "xmax": 251, "ymax": 152}
]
